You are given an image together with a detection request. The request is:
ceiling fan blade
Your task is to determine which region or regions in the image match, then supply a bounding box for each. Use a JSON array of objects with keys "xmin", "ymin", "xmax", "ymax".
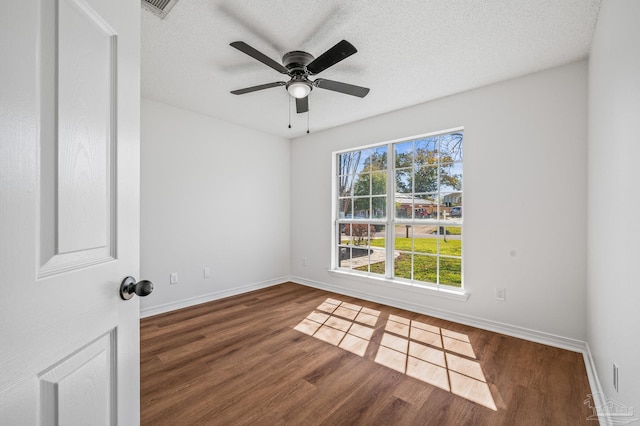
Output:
[
  {"xmin": 296, "ymin": 96, "xmax": 309, "ymax": 114},
  {"xmin": 314, "ymin": 78, "xmax": 370, "ymax": 98},
  {"xmin": 306, "ymin": 40, "xmax": 357, "ymax": 75},
  {"xmin": 231, "ymin": 81, "xmax": 286, "ymax": 95},
  {"xmin": 230, "ymin": 41, "xmax": 288, "ymax": 74}
]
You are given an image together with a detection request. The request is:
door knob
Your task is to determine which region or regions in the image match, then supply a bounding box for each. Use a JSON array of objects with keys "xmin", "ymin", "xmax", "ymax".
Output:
[{"xmin": 120, "ymin": 276, "xmax": 154, "ymax": 300}]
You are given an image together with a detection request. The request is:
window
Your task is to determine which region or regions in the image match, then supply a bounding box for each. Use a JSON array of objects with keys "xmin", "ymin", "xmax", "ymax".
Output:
[{"xmin": 335, "ymin": 130, "xmax": 463, "ymax": 291}]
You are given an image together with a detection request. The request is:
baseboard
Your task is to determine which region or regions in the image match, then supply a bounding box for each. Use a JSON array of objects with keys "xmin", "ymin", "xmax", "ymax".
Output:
[
  {"xmin": 291, "ymin": 275, "xmax": 587, "ymax": 352},
  {"xmin": 139, "ymin": 276, "xmax": 288, "ymax": 318},
  {"xmin": 582, "ymin": 344, "xmax": 612, "ymax": 425}
]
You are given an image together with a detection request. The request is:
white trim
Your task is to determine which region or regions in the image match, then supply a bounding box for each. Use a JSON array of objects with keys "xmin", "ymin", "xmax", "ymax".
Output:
[
  {"xmin": 385, "ymin": 149, "xmax": 395, "ymax": 278},
  {"xmin": 330, "ymin": 154, "xmax": 338, "ymax": 270},
  {"xmin": 139, "ymin": 276, "xmax": 288, "ymax": 318},
  {"xmin": 328, "ymin": 269, "xmax": 469, "ymax": 302},
  {"xmin": 332, "ymin": 126, "xmax": 465, "ymax": 155},
  {"xmin": 582, "ymin": 343, "xmax": 612, "ymax": 425}
]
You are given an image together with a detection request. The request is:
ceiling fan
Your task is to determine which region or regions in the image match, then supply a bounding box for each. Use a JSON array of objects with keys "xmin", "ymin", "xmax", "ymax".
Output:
[{"xmin": 230, "ymin": 40, "xmax": 370, "ymax": 114}]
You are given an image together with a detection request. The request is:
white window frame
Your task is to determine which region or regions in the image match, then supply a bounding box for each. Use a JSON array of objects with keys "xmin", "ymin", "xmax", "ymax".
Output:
[{"xmin": 331, "ymin": 127, "xmax": 466, "ymax": 298}]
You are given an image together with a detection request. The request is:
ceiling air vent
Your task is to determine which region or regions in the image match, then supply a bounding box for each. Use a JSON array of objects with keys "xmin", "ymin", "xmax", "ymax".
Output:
[{"xmin": 141, "ymin": 0, "xmax": 179, "ymax": 19}]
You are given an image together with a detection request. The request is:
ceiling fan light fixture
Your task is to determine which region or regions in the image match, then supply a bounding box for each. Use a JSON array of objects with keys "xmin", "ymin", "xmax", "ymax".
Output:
[
  {"xmin": 230, "ymin": 40, "xmax": 369, "ymax": 116},
  {"xmin": 287, "ymin": 80, "xmax": 311, "ymax": 99}
]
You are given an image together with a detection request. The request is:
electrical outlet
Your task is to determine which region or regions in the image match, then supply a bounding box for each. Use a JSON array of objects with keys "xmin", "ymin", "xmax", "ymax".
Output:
[
  {"xmin": 613, "ymin": 363, "xmax": 619, "ymax": 392},
  {"xmin": 169, "ymin": 272, "xmax": 178, "ymax": 284},
  {"xmin": 203, "ymin": 267, "xmax": 211, "ymax": 278},
  {"xmin": 302, "ymin": 258, "xmax": 308, "ymax": 267},
  {"xmin": 495, "ymin": 287, "xmax": 505, "ymax": 301}
]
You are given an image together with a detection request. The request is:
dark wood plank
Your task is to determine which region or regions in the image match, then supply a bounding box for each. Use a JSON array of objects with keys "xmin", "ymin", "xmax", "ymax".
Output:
[{"xmin": 140, "ymin": 282, "xmax": 595, "ymax": 425}]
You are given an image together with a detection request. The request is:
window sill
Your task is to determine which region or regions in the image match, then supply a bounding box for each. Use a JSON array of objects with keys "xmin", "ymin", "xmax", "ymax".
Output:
[{"xmin": 327, "ymin": 269, "xmax": 469, "ymax": 302}]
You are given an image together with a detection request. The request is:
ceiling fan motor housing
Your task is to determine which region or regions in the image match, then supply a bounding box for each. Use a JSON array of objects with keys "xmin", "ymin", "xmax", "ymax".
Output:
[{"xmin": 282, "ymin": 51, "xmax": 314, "ymax": 74}]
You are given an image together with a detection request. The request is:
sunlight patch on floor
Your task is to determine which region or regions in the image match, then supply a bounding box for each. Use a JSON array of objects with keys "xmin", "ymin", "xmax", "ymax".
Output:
[
  {"xmin": 294, "ymin": 298, "xmax": 380, "ymax": 357},
  {"xmin": 374, "ymin": 315, "xmax": 497, "ymax": 411},
  {"xmin": 295, "ymin": 299, "xmax": 497, "ymax": 411}
]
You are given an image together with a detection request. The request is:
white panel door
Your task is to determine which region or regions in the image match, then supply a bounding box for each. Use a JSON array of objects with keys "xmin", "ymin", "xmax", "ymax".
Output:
[{"xmin": 0, "ymin": 0, "xmax": 142, "ymax": 424}]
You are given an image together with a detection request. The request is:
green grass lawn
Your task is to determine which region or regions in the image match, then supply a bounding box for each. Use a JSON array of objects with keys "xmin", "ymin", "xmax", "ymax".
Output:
[
  {"xmin": 370, "ymin": 237, "xmax": 461, "ymax": 256},
  {"xmin": 357, "ymin": 237, "xmax": 462, "ymax": 287},
  {"xmin": 444, "ymin": 226, "xmax": 462, "ymax": 235},
  {"xmin": 358, "ymin": 253, "xmax": 461, "ymax": 287}
]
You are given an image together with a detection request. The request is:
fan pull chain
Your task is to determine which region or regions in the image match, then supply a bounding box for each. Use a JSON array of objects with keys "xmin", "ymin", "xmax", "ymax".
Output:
[
  {"xmin": 288, "ymin": 96, "xmax": 292, "ymax": 129},
  {"xmin": 307, "ymin": 109, "xmax": 310, "ymax": 134}
]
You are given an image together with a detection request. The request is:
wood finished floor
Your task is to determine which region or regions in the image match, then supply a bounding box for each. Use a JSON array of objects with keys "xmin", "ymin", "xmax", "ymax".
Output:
[{"xmin": 140, "ymin": 282, "xmax": 595, "ymax": 425}]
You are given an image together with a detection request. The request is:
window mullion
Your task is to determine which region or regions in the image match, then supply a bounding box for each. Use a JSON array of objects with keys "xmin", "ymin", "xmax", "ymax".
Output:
[
  {"xmin": 436, "ymin": 135, "xmax": 441, "ymax": 287},
  {"xmin": 385, "ymin": 142, "xmax": 394, "ymax": 279}
]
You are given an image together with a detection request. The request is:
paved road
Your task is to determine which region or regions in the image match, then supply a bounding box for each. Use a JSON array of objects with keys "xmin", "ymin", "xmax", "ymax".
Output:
[{"xmin": 375, "ymin": 225, "xmax": 462, "ymax": 240}]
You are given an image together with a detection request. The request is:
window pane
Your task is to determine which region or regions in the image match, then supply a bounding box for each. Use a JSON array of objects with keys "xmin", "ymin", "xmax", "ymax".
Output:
[
  {"xmin": 339, "ymin": 151, "xmax": 364, "ymax": 175},
  {"xmin": 440, "ymin": 162, "xmax": 463, "ymax": 192},
  {"xmin": 438, "ymin": 226, "xmax": 462, "ymax": 257},
  {"xmin": 353, "ymin": 173, "xmax": 371, "ymax": 196},
  {"xmin": 395, "ymin": 141, "xmax": 413, "ymax": 168},
  {"xmin": 414, "ymin": 228, "xmax": 438, "ymax": 254},
  {"xmin": 394, "ymin": 253, "xmax": 412, "ymax": 280},
  {"xmin": 395, "ymin": 169, "xmax": 412, "ymax": 193},
  {"xmin": 414, "ymin": 165, "xmax": 439, "ymax": 193},
  {"xmin": 441, "ymin": 191, "xmax": 462, "ymax": 208},
  {"xmin": 355, "ymin": 247, "xmax": 386, "ymax": 275},
  {"xmin": 414, "ymin": 254, "xmax": 437, "ymax": 283},
  {"xmin": 355, "ymin": 224, "xmax": 385, "ymax": 275},
  {"xmin": 347, "ymin": 223, "xmax": 374, "ymax": 246},
  {"xmin": 439, "ymin": 257, "xmax": 462, "ymax": 287},
  {"xmin": 414, "ymin": 137, "xmax": 438, "ymax": 166},
  {"xmin": 339, "ymin": 223, "xmax": 385, "ymax": 275},
  {"xmin": 372, "ymin": 196, "xmax": 386, "ymax": 219},
  {"xmin": 337, "ymin": 223, "xmax": 349, "ymax": 269},
  {"xmin": 370, "ymin": 146, "xmax": 388, "ymax": 170},
  {"xmin": 353, "ymin": 198, "xmax": 370, "ymax": 218},
  {"xmin": 413, "ymin": 193, "xmax": 437, "ymax": 219},
  {"xmin": 366, "ymin": 248, "xmax": 386, "ymax": 275},
  {"xmin": 338, "ymin": 246, "xmax": 351, "ymax": 268},
  {"xmin": 340, "ymin": 223, "xmax": 353, "ymax": 245},
  {"xmin": 355, "ymin": 150, "xmax": 369, "ymax": 174},
  {"xmin": 395, "ymin": 224, "xmax": 413, "ymax": 245},
  {"xmin": 351, "ymin": 246, "xmax": 370, "ymax": 263},
  {"xmin": 440, "ymin": 133, "xmax": 463, "ymax": 162},
  {"xmin": 395, "ymin": 195, "xmax": 412, "ymax": 218},
  {"xmin": 371, "ymin": 171, "xmax": 386, "ymax": 195},
  {"xmin": 355, "ymin": 146, "xmax": 387, "ymax": 173},
  {"xmin": 372, "ymin": 225, "xmax": 385, "ymax": 248},
  {"xmin": 441, "ymin": 193, "xmax": 463, "ymax": 222},
  {"xmin": 338, "ymin": 174, "xmax": 356, "ymax": 197},
  {"xmin": 396, "ymin": 194, "xmax": 439, "ymax": 220},
  {"xmin": 338, "ymin": 198, "xmax": 352, "ymax": 219},
  {"xmin": 447, "ymin": 205, "xmax": 462, "ymax": 223}
]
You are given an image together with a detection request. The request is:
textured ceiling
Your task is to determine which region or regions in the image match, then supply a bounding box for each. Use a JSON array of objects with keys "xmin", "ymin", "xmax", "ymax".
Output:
[{"xmin": 141, "ymin": 0, "xmax": 601, "ymax": 138}]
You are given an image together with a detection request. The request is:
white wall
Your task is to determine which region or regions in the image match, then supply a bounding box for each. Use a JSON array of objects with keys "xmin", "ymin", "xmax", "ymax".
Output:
[
  {"xmin": 290, "ymin": 61, "xmax": 588, "ymax": 342},
  {"xmin": 139, "ymin": 99, "xmax": 291, "ymax": 315},
  {"xmin": 588, "ymin": 0, "xmax": 640, "ymax": 410}
]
